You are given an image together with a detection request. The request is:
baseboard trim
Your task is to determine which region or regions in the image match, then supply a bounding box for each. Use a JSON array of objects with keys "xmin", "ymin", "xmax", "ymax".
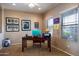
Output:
[{"xmin": 52, "ymin": 45, "xmax": 74, "ymax": 56}]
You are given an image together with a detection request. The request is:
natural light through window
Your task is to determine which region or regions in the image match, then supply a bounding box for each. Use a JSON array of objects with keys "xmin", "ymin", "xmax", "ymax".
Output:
[
  {"xmin": 48, "ymin": 18, "xmax": 53, "ymax": 27},
  {"xmin": 63, "ymin": 12, "xmax": 78, "ymax": 25},
  {"xmin": 48, "ymin": 18, "xmax": 53, "ymax": 37},
  {"xmin": 61, "ymin": 8, "xmax": 78, "ymax": 41}
]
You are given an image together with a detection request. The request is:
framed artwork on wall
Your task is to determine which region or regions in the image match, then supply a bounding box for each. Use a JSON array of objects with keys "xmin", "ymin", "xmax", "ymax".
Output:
[
  {"xmin": 6, "ymin": 17, "xmax": 19, "ymax": 32},
  {"xmin": 53, "ymin": 18, "xmax": 60, "ymax": 30},
  {"xmin": 6, "ymin": 25, "xmax": 13, "ymax": 32},
  {"xmin": 53, "ymin": 18, "xmax": 60, "ymax": 24},
  {"xmin": 34, "ymin": 22, "xmax": 39, "ymax": 29},
  {"xmin": 6, "ymin": 17, "xmax": 13, "ymax": 24},
  {"xmin": 21, "ymin": 20, "xmax": 31, "ymax": 31},
  {"xmin": 6, "ymin": 17, "xmax": 19, "ymax": 25},
  {"xmin": 13, "ymin": 25, "xmax": 19, "ymax": 31}
]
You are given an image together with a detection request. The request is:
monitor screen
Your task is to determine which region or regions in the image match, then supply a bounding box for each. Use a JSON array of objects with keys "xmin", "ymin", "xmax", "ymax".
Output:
[{"xmin": 32, "ymin": 29, "xmax": 42, "ymax": 37}]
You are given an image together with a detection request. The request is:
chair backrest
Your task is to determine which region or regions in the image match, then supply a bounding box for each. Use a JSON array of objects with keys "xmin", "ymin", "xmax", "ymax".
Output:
[{"xmin": 42, "ymin": 33, "xmax": 51, "ymax": 39}]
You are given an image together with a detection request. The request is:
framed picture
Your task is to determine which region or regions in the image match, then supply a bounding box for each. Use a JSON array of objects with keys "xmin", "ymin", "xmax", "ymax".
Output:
[
  {"xmin": 53, "ymin": 18, "xmax": 60, "ymax": 24},
  {"xmin": 6, "ymin": 17, "xmax": 19, "ymax": 24},
  {"xmin": 6, "ymin": 24, "xmax": 19, "ymax": 32},
  {"xmin": 34, "ymin": 22, "xmax": 39, "ymax": 29},
  {"xmin": 6, "ymin": 17, "xmax": 19, "ymax": 32},
  {"xmin": 6, "ymin": 25, "xmax": 13, "ymax": 32},
  {"xmin": 21, "ymin": 20, "xmax": 31, "ymax": 31},
  {"xmin": 12, "ymin": 25, "xmax": 19, "ymax": 31},
  {"xmin": 6, "ymin": 17, "xmax": 13, "ymax": 24}
]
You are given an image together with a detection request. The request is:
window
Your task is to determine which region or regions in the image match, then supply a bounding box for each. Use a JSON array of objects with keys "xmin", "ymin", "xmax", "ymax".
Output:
[
  {"xmin": 48, "ymin": 18, "xmax": 53, "ymax": 27},
  {"xmin": 61, "ymin": 8, "xmax": 78, "ymax": 41},
  {"xmin": 47, "ymin": 18, "xmax": 53, "ymax": 36}
]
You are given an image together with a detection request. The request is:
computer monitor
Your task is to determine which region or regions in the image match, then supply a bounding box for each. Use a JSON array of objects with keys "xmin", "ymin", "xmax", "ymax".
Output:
[{"xmin": 32, "ymin": 29, "xmax": 42, "ymax": 37}]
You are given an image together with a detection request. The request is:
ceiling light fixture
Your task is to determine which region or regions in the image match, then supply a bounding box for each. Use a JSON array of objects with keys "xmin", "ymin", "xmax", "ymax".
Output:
[
  {"xmin": 38, "ymin": 8, "xmax": 41, "ymax": 10},
  {"xmin": 28, "ymin": 3, "xmax": 35, "ymax": 8},
  {"xmin": 28, "ymin": 3, "xmax": 39, "ymax": 8},
  {"xmin": 12, "ymin": 3, "xmax": 16, "ymax": 6},
  {"xmin": 28, "ymin": 3, "xmax": 42, "ymax": 10}
]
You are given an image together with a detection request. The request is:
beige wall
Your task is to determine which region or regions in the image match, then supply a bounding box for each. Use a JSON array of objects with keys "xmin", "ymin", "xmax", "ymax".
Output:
[
  {"xmin": 4, "ymin": 9, "xmax": 43, "ymax": 45},
  {"xmin": 44, "ymin": 3, "xmax": 79, "ymax": 55}
]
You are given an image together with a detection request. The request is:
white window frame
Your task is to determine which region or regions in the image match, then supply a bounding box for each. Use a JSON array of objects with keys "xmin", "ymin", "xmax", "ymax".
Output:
[{"xmin": 60, "ymin": 6, "xmax": 79, "ymax": 41}]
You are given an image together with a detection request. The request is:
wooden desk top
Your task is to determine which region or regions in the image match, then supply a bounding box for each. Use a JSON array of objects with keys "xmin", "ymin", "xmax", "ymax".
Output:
[
  {"xmin": 22, "ymin": 36, "xmax": 32, "ymax": 40},
  {"xmin": 22, "ymin": 36, "xmax": 48, "ymax": 43}
]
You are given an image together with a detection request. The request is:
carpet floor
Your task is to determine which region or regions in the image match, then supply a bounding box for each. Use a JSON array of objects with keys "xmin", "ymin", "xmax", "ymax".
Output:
[{"xmin": 0, "ymin": 44, "xmax": 70, "ymax": 56}]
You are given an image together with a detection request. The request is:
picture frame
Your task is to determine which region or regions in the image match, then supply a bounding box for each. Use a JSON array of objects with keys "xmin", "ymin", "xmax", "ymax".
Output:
[
  {"xmin": 34, "ymin": 22, "xmax": 39, "ymax": 29},
  {"xmin": 21, "ymin": 20, "xmax": 31, "ymax": 31},
  {"xmin": 6, "ymin": 17, "xmax": 19, "ymax": 25},
  {"xmin": 53, "ymin": 18, "xmax": 60, "ymax": 24},
  {"xmin": 12, "ymin": 25, "xmax": 19, "ymax": 31},
  {"xmin": 6, "ymin": 25, "xmax": 13, "ymax": 32},
  {"xmin": 6, "ymin": 17, "xmax": 13, "ymax": 24},
  {"xmin": 6, "ymin": 17, "xmax": 19, "ymax": 32}
]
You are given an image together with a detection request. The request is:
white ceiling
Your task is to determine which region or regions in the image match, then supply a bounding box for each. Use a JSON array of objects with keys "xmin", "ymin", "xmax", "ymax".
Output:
[{"xmin": 0, "ymin": 3, "xmax": 59, "ymax": 14}]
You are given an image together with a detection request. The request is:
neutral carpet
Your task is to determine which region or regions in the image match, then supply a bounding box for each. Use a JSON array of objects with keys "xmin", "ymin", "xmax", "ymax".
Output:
[{"xmin": 0, "ymin": 44, "xmax": 70, "ymax": 56}]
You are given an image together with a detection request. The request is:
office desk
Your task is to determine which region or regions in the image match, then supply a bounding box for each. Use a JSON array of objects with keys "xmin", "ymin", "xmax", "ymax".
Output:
[{"xmin": 22, "ymin": 36, "xmax": 51, "ymax": 52}]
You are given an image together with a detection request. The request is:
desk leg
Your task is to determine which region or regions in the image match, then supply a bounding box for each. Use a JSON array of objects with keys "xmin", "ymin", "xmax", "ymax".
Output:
[
  {"xmin": 22, "ymin": 40, "xmax": 25, "ymax": 52},
  {"xmin": 49, "ymin": 39, "xmax": 51, "ymax": 52},
  {"xmin": 48, "ymin": 39, "xmax": 51, "ymax": 52},
  {"xmin": 22, "ymin": 46, "xmax": 24, "ymax": 52},
  {"xmin": 22, "ymin": 39, "xmax": 27, "ymax": 52},
  {"xmin": 22, "ymin": 44, "xmax": 24, "ymax": 52}
]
